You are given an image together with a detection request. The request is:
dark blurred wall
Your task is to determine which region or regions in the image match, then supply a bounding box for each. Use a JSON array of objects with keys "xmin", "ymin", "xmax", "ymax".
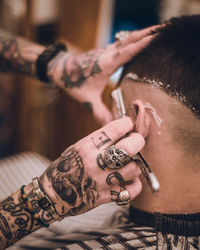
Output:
[
  {"xmin": 111, "ymin": 0, "xmax": 160, "ymax": 42},
  {"xmin": 0, "ymin": 0, "xmax": 26, "ymax": 157}
]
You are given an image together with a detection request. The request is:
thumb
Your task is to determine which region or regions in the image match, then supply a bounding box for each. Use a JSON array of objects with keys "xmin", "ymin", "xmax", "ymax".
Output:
[{"xmin": 92, "ymin": 99, "xmax": 113, "ymax": 126}]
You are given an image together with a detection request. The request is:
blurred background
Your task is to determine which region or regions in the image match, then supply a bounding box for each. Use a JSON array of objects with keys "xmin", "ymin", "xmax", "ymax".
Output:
[{"xmin": 0, "ymin": 0, "xmax": 199, "ymax": 160}]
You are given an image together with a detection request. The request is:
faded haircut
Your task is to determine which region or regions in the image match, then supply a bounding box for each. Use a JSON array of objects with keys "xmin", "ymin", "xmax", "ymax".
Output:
[{"xmin": 122, "ymin": 15, "xmax": 200, "ymax": 118}]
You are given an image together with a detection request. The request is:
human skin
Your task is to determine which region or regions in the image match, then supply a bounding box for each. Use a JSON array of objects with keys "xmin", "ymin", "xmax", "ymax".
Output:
[
  {"xmin": 0, "ymin": 116, "xmax": 144, "ymax": 249},
  {"xmin": 0, "ymin": 25, "xmax": 159, "ymax": 248},
  {"xmin": 119, "ymin": 78, "xmax": 200, "ymax": 214},
  {"xmin": 0, "ymin": 26, "xmax": 157, "ymax": 125}
]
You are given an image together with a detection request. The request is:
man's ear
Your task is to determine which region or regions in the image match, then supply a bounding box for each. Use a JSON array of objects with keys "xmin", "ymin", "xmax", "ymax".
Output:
[{"xmin": 132, "ymin": 100, "xmax": 151, "ymax": 138}]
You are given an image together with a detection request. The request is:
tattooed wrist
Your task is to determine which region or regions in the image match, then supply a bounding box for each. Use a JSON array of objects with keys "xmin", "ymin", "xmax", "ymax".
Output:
[
  {"xmin": 0, "ymin": 183, "xmax": 54, "ymax": 249},
  {"xmin": 47, "ymin": 51, "xmax": 67, "ymax": 84}
]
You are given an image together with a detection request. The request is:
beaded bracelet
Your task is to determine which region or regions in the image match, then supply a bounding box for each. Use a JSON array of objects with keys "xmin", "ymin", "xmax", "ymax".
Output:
[{"xmin": 21, "ymin": 185, "xmax": 49, "ymax": 228}]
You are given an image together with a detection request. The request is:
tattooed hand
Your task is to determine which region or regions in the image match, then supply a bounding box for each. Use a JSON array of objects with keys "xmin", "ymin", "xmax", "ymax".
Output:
[
  {"xmin": 0, "ymin": 26, "xmax": 157, "ymax": 125},
  {"xmin": 40, "ymin": 116, "xmax": 144, "ymax": 218},
  {"xmin": 0, "ymin": 116, "xmax": 145, "ymax": 248},
  {"xmin": 47, "ymin": 26, "xmax": 157, "ymax": 125}
]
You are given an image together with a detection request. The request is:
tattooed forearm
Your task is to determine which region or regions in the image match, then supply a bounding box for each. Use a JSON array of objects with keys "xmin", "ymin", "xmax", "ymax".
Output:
[
  {"xmin": 0, "ymin": 185, "xmax": 53, "ymax": 249},
  {"xmin": 0, "ymin": 214, "xmax": 12, "ymax": 240},
  {"xmin": 41, "ymin": 148, "xmax": 99, "ymax": 217},
  {"xmin": 0, "ymin": 28, "xmax": 44, "ymax": 76},
  {"xmin": 0, "ymin": 194, "xmax": 32, "ymax": 249}
]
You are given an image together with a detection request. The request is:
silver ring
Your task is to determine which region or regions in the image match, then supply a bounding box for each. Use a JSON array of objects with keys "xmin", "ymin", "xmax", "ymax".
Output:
[
  {"xmin": 115, "ymin": 31, "xmax": 131, "ymax": 41},
  {"xmin": 105, "ymin": 146, "xmax": 130, "ymax": 169},
  {"xmin": 115, "ymin": 189, "xmax": 130, "ymax": 206}
]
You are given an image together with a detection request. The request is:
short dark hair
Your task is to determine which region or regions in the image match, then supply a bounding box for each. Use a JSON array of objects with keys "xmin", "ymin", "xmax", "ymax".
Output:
[{"xmin": 123, "ymin": 15, "xmax": 200, "ymax": 118}]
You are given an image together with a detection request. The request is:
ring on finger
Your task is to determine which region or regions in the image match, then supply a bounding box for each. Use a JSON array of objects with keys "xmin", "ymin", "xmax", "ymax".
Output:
[
  {"xmin": 115, "ymin": 189, "xmax": 130, "ymax": 206},
  {"xmin": 105, "ymin": 145, "xmax": 130, "ymax": 169},
  {"xmin": 115, "ymin": 31, "xmax": 131, "ymax": 41}
]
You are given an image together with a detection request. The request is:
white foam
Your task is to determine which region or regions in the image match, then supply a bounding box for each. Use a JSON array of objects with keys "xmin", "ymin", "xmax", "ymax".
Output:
[
  {"xmin": 144, "ymin": 102, "xmax": 163, "ymax": 128},
  {"xmin": 125, "ymin": 73, "xmax": 198, "ymax": 116}
]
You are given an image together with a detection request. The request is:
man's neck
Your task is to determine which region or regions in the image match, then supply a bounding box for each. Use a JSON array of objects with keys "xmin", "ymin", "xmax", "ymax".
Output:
[{"xmin": 132, "ymin": 145, "xmax": 200, "ymax": 214}]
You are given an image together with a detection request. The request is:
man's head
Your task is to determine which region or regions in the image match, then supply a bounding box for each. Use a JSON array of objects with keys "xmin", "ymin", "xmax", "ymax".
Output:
[
  {"xmin": 118, "ymin": 15, "xmax": 200, "ymax": 167},
  {"xmin": 113, "ymin": 15, "xmax": 200, "ymax": 211}
]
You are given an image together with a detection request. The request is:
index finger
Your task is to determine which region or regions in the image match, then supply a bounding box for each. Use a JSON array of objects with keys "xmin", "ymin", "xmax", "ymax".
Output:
[
  {"xmin": 113, "ymin": 25, "xmax": 163, "ymax": 48},
  {"xmin": 110, "ymin": 35, "xmax": 153, "ymax": 71},
  {"xmin": 81, "ymin": 116, "xmax": 134, "ymax": 151},
  {"xmin": 114, "ymin": 132, "xmax": 145, "ymax": 157}
]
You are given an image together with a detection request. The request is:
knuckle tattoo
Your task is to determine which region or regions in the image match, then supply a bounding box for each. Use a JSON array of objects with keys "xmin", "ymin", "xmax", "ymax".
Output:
[
  {"xmin": 91, "ymin": 131, "xmax": 111, "ymax": 150},
  {"xmin": 96, "ymin": 153, "xmax": 107, "ymax": 171},
  {"xmin": 106, "ymin": 171, "xmax": 125, "ymax": 186}
]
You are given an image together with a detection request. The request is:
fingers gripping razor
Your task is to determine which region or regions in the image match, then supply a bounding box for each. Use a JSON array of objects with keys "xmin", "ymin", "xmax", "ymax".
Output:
[{"xmin": 111, "ymin": 88, "xmax": 160, "ymax": 193}]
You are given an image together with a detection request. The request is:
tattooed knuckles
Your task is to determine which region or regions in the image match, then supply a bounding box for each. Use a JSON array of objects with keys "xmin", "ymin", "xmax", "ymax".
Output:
[
  {"xmin": 70, "ymin": 145, "xmax": 114, "ymax": 206},
  {"xmin": 109, "ymin": 176, "xmax": 142, "ymax": 204},
  {"xmin": 78, "ymin": 117, "xmax": 133, "ymax": 153},
  {"xmin": 43, "ymin": 117, "xmax": 139, "ymax": 216}
]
